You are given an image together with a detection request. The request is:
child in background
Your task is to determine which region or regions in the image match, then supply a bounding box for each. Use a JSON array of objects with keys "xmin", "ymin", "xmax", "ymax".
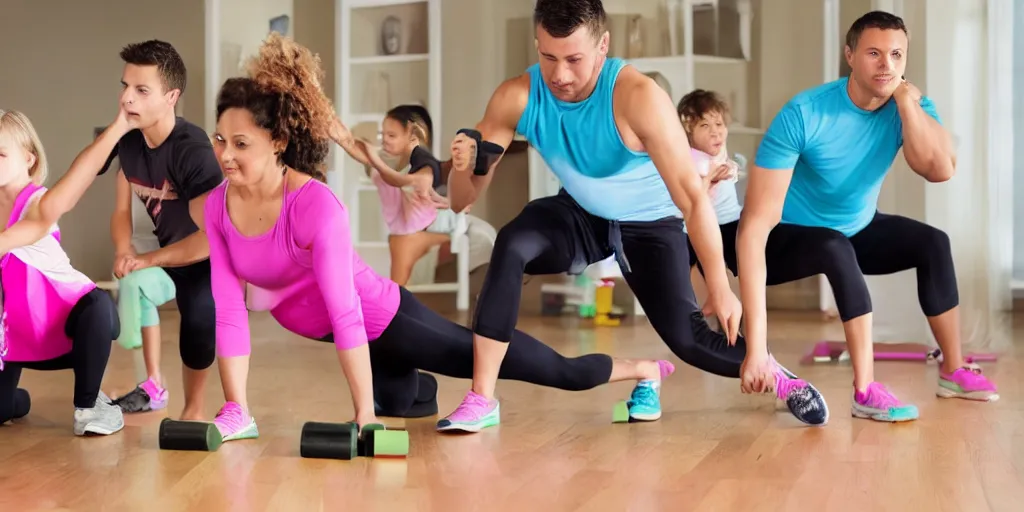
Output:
[
  {"xmin": 676, "ymin": 89, "xmax": 744, "ymax": 312},
  {"xmin": 110, "ymin": 266, "xmax": 176, "ymax": 413},
  {"xmin": 360, "ymin": 105, "xmax": 458, "ymax": 285}
]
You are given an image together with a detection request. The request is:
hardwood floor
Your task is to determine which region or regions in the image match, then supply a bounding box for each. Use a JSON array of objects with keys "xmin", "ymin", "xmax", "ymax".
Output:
[{"xmin": 2, "ymin": 308, "xmax": 1023, "ymax": 511}]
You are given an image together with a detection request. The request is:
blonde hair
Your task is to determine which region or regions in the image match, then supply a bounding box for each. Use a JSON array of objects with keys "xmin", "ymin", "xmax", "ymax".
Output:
[{"xmin": 0, "ymin": 109, "xmax": 48, "ymax": 185}]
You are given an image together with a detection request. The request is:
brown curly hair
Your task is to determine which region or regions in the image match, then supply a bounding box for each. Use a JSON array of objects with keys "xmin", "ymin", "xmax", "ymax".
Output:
[
  {"xmin": 676, "ymin": 89, "xmax": 731, "ymax": 132},
  {"xmin": 215, "ymin": 33, "xmax": 335, "ymax": 181}
]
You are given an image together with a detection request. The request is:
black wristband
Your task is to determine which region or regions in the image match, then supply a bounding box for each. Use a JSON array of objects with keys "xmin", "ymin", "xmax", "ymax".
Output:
[{"xmin": 456, "ymin": 128, "xmax": 505, "ymax": 176}]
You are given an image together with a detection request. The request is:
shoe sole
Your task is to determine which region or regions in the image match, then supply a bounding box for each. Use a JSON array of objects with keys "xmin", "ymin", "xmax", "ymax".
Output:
[
  {"xmin": 76, "ymin": 420, "xmax": 126, "ymax": 436},
  {"xmin": 851, "ymin": 407, "xmax": 918, "ymax": 422},
  {"xmin": 436, "ymin": 417, "xmax": 499, "ymax": 433},
  {"xmin": 936, "ymin": 387, "xmax": 1000, "ymax": 402},
  {"xmin": 222, "ymin": 419, "xmax": 260, "ymax": 441},
  {"xmin": 628, "ymin": 411, "xmax": 662, "ymax": 421},
  {"xmin": 775, "ymin": 362, "xmax": 831, "ymax": 426}
]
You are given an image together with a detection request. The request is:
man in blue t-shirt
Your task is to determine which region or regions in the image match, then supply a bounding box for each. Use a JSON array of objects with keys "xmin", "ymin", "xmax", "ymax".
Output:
[{"xmin": 735, "ymin": 11, "xmax": 998, "ymax": 422}]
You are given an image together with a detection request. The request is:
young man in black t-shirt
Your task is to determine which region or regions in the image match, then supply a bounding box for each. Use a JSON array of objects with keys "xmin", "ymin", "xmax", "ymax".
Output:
[
  {"xmin": 0, "ymin": 41, "xmax": 223, "ymax": 421},
  {"xmin": 97, "ymin": 41, "xmax": 224, "ymax": 420}
]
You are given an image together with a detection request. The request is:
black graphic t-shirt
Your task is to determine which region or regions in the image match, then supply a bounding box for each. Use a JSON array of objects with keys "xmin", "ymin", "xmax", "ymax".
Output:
[{"xmin": 101, "ymin": 118, "xmax": 223, "ymax": 248}]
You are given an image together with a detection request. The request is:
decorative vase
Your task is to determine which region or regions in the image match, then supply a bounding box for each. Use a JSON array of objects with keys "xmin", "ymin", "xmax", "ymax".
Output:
[{"xmin": 381, "ymin": 16, "xmax": 402, "ymax": 55}]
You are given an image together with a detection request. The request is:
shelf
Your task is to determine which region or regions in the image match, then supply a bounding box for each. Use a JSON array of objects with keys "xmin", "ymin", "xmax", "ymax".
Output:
[
  {"xmin": 348, "ymin": 0, "xmax": 426, "ymax": 8},
  {"xmin": 728, "ymin": 124, "xmax": 764, "ymax": 135},
  {"xmin": 694, "ymin": 55, "xmax": 747, "ymax": 65},
  {"xmin": 350, "ymin": 53, "xmax": 429, "ymax": 65},
  {"xmin": 626, "ymin": 54, "xmax": 747, "ymax": 68},
  {"xmin": 348, "ymin": 112, "xmax": 386, "ymax": 125}
]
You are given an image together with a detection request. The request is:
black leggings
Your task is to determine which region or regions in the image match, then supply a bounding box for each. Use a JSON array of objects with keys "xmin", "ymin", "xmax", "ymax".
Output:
[
  {"xmin": 0, "ymin": 288, "xmax": 120, "ymax": 423},
  {"xmin": 321, "ymin": 287, "xmax": 615, "ymax": 418},
  {"xmin": 688, "ymin": 221, "xmax": 739, "ymax": 275},
  {"xmin": 729, "ymin": 212, "xmax": 958, "ymax": 322},
  {"xmin": 474, "ymin": 190, "xmax": 747, "ymax": 378},
  {"xmin": 165, "ymin": 260, "xmax": 216, "ymax": 370}
]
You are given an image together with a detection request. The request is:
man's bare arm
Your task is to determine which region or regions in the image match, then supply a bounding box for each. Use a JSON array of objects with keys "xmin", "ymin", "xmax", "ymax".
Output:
[
  {"xmin": 447, "ymin": 74, "xmax": 530, "ymax": 212},
  {"xmin": 735, "ymin": 166, "xmax": 792, "ymax": 355},
  {"xmin": 110, "ymin": 170, "xmax": 135, "ymax": 256},
  {"xmin": 897, "ymin": 94, "xmax": 955, "ymax": 182},
  {"xmin": 624, "ymin": 76, "xmax": 730, "ymax": 294}
]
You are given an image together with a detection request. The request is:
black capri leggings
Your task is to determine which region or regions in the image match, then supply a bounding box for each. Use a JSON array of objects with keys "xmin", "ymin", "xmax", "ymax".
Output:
[
  {"xmin": 0, "ymin": 288, "xmax": 120, "ymax": 423},
  {"xmin": 473, "ymin": 190, "xmax": 747, "ymax": 378},
  {"xmin": 722, "ymin": 212, "xmax": 957, "ymax": 322},
  {"xmin": 321, "ymin": 287, "xmax": 615, "ymax": 418},
  {"xmin": 164, "ymin": 260, "xmax": 216, "ymax": 370}
]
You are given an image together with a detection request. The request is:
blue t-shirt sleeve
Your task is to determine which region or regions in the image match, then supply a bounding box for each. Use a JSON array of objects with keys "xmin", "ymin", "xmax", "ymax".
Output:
[
  {"xmin": 919, "ymin": 95, "xmax": 942, "ymax": 124},
  {"xmin": 755, "ymin": 102, "xmax": 806, "ymax": 170}
]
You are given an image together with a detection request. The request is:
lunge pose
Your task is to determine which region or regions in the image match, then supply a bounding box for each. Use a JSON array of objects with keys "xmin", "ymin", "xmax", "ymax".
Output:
[
  {"xmin": 0, "ymin": 41, "xmax": 222, "ymax": 418},
  {"xmin": 203, "ymin": 34, "xmax": 677, "ymax": 440},
  {"xmin": 0, "ymin": 109, "xmax": 123, "ymax": 436},
  {"xmin": 736, "ymin": 11, "xmax": 997, "ymax": 422},
  {"xmin": 436, "ymin": 0, "xmax": 828, "ymax": 433}
]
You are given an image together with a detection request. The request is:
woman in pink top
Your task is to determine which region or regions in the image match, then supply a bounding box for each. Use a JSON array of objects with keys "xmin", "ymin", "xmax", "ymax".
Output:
[
  {"xmin": 0, "ymin": 109, "xmax": 124, "ymax": 436},
  {"xmin": 204, "ymin": 34, "xmax": 673, "ymax": 441}
]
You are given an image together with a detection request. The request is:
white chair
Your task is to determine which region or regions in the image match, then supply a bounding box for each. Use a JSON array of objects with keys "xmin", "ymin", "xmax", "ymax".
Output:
[{"xmin": 405, "ymin": 213, "xmax": 472, "ymax": 311}]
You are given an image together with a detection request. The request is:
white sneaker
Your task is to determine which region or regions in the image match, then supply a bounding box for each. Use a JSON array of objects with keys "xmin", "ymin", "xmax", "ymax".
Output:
[{"xmin": 73, "ymin": 391, "xmax": 125, "ymax": 436}]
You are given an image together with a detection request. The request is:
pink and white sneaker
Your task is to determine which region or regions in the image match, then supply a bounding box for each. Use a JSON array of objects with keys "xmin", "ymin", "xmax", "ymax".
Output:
[
  {"xmin": 938, "ymin": 367, "xmax": 999, "ymax": 402},
  {"xmin": 436, "ymin": 391, "xmax": 500, "ymax": 433},
  {"xmin": 112, "ymin": 377, "xmax": 168, "ymax": 413},
  {"xmin": 852, "ymin": 382, "xmax": 919, "ymax": 422},
  {"xmin": 214, "ymin": 401, "xmax": 259, "ymax": 441}
]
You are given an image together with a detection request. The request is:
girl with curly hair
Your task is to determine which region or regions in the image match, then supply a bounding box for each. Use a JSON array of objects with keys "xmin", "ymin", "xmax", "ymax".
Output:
[{"xmin": 203, "ymin": 33, "xmax": 674, "ymax": 441}]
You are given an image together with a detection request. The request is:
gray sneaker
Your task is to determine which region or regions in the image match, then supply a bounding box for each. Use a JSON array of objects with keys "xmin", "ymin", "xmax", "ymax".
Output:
[{"xmin": 73, "ymin": 391, "xmax": 125, "ymax": 436}]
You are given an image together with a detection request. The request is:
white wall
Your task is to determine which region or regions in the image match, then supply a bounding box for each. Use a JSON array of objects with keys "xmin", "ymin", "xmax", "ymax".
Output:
[
  {"xmin": 1013, "ymin": 2, "xmax": 1024, "ymax": 282},
  {"xmin": 220, "ymin": 0, "xmax": 294, "ymax": 80}
]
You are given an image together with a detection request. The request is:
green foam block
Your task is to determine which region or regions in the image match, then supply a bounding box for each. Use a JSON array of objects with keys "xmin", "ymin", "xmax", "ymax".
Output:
[{"xmin": 612, "ymin": 400, "xmax": 630, "ymax": 423}]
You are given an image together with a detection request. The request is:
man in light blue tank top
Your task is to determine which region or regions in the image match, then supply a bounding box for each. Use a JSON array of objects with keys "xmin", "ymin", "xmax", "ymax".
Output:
[
  {"xmin": 736, "ymin": 12, "xmax": 998, "ymax": 424},
  {"xmin": 433, "ymin": 0, "xmax": 828, "ymax": 435}
]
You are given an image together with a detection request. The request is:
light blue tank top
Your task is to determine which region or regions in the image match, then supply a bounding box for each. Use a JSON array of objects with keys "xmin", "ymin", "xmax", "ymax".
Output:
[{"xmin": 515, "ymin": 58, "xmax": 679, "ymax": 222}]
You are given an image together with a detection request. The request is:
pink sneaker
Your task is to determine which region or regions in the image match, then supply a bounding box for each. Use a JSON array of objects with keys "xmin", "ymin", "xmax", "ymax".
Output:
[
  {"xmin": 214, "ymin": 401, "xmax": 259, "ymax": 441},
  {"xmin": 111, "ymin": 377, "xmax": 168, "ymax": 413},
  {"xmin": 938, "ymin": 367, "xmax": 999, "ymax": 401},
  {"xmin": 436, "ymin": 390, "xmax": 499, "ymax": 433},
  {"xmin": 852, "ymin": 382, "xmax": 919, "ymax": 422}
]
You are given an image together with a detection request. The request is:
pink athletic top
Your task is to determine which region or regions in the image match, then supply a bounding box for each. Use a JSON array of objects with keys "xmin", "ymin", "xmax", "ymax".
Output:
[
  {"xmin": 204, "ymin": 179, "xmax": 401, "ymax": 357},
  {"xmin": 0, "ymin": 183, "xmax": 96, "ymax": 369},
  {"xmin": 370, "ymin": 172, "xmax": 439, "ymax": 236}
]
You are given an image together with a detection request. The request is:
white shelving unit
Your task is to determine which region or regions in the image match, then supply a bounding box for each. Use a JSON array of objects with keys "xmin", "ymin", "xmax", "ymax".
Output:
[{"xmin": 335, "ymin": 0, "xmax": 442, "ymax": 273}]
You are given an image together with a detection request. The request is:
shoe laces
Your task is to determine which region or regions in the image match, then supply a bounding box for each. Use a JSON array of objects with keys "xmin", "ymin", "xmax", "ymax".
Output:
[
  {"xmin": 450, "ymin": 392, "xmax": 490, "ymax": 418},
  {"xmin": 865, "ymin": 382, "xmax": 901, "ymax": 410},
  {"xmin": 630, "ymin": 382, "xmax": 658, "ymax": 405},
  {"xmin": 215, "ymin": 402, "xmax": 247, "ymax": 431}
]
